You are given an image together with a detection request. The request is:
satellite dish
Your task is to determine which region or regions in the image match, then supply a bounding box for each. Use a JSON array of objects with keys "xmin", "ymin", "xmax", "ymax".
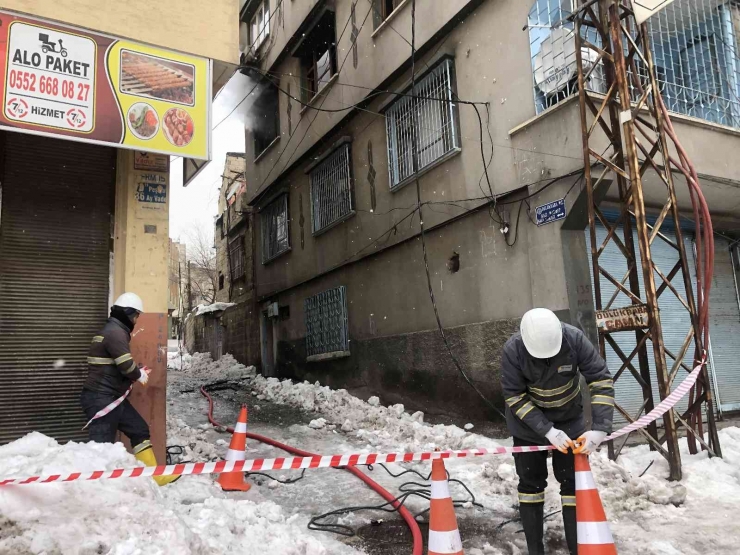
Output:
[{"xmin": 534, "ymin": 27, "xmax": 598, "ymax": 97}]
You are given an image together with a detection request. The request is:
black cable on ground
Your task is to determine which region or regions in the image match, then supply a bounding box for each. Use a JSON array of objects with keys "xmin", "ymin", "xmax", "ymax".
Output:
[
  {"xmin": 308, "ymin": 462, "xmax": 484, "ymax": 537},
  {"xmin": 248, "ymin": 468, "xmax": 307, "ymax": 485}
]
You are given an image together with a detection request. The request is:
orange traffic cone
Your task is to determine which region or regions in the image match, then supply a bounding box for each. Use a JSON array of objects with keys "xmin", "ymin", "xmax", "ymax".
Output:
[
  {"xmin": 575, "ymin": 454, "xmax": 617, "ymax": 554},
  {"xmin": 428, "ymin": 458, "xmax": 463, "ymax": 555},
  {"xmin": 217, "ymin": 405, "xmax": 252, "ymax": 492}
]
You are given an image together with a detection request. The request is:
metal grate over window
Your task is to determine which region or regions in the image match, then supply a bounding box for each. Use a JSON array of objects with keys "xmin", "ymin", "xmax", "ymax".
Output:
[
  {"xmin": 529, "ymin": 0, "xmax": 740, "ymax": 129},
  {"xmin": 304, "ymin": 286, "xmax": 349, "ymax": 357},
  {"xmin": 310, "ymin": 143, "xmax": 354, "ymax": 234},
  {"xmin": 385, "ymin": 58, "xmax": 460, "ymax": 190},
  {"xmin": 229, "ymin": 236, "xmax": 245, "ymax": 279},
  {"xmin": 261, "ymin": 194, "xmax": 290, "ymax": 263}
]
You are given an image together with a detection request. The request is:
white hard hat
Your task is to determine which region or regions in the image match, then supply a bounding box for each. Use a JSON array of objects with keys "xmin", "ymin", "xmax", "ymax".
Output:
[
  {"xmin": 113, "ymin": 292, "xmax": 144, "ymax": 313},
  {"xmin": 520, "ymin": 308, "xmax": 562, "ymax": 359}
]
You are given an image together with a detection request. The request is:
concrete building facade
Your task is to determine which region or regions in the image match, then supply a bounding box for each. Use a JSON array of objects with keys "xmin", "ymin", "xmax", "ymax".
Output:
[{"xmin": 239, "ymin": 0, "xmax": 740, "ymax": 421}]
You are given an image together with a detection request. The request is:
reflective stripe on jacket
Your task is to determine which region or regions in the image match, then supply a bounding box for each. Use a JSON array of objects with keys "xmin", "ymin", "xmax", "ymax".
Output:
[
  {"xmin": 501, "ymin": 323, "xmax": 615, "ymax": 444},
  {"xmin": 83, "ymin": 317, "xmax": 142, "ymax": 397}
]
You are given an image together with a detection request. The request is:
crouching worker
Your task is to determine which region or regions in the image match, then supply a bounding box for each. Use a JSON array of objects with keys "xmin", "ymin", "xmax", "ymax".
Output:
[
  {"xmin": 501, "ymin": 308, "xmax": 614, "ymax": 555},
  {"xmin": 80, "ymin": 292, "xmax": 179, "ymax": 486}
]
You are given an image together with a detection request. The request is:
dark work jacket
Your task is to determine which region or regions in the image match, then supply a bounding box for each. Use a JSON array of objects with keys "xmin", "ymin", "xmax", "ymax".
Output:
[
  {"xmin": 82, "ymin": 317, "xmax": 142, "ymax": 397},
  {"xmin": 501, "ymin": 324, "xmax": 615, "ymax": 444}
]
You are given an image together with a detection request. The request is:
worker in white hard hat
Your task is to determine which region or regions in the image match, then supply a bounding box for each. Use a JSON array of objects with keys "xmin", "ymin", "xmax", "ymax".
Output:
[
  {"xmin": 501, "ymin": 308, "xmax": 614, "ymax": 555},
  {"xmin": 80, "ymin": 292, "xmax": 178, "ymax": 486}
]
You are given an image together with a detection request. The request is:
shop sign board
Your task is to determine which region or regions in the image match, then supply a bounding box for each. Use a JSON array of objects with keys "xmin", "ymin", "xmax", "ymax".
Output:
[
  {"xmin": 596, "ymin": 305, "xmax": 650, "ymax": 333},
  {"xmin": 0, "ymin": 10, "xmax": 211, "ymax": 160}
]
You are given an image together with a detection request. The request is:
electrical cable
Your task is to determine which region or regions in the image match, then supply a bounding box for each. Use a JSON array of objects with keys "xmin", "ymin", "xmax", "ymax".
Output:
[
  {"xmin": 253, "ymin": 2, "xmax": 369, "ymax": 196},
  {"xmin": 403, "ymin": 0, "xmax": 506, "ymax": 421},
  {"xmin": 199, "ymin": 383, "xmax": 424, "ymax": 554},
  {"xmin": 309, "ymin": 462, "xmax": 483, "ymax": 537}
]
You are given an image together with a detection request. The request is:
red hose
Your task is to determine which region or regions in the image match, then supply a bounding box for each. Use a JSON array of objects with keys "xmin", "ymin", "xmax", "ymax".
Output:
[{"xmin": 200, "ymin": 386, "xmax": 424, "ymax": 555}]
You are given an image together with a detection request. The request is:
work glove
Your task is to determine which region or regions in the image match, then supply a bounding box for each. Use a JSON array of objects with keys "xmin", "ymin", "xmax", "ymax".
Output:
[
  {"xmin": 574, "ymin": 430, "xmax": 608, "ymax": 455},
  {"xmin": 137, "ymin": 365, "xmax": 151, "ymax": 386},
  {"xmin": 545, "ymin": 427, "xmax": 574, "ymax": 454}
]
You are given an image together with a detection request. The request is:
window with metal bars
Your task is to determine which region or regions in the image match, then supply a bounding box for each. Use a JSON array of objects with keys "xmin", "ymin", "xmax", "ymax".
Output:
[
  {"xmin": 261, "ymin": 194, "xmax": 290, "ymax": 264},
  {"xmin": 528, "ymin": 0, "xmax": 740, "ymax": 129},
  {"xmin": 309, "ymin": 143, "xmax": 355, "ymax": 234},
  {"xmin": 304, "ymin": 286, "xmax": 350, "ymax": 358},
  {"xmin": 385, "ymin": 58, "xmax": 461, "ymax": 190},
  {"xmin": 229, "ymin": 235, "xmax": 245, "ymax": 279}
]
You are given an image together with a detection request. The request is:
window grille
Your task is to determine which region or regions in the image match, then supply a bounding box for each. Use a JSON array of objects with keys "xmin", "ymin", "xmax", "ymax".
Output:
[
  {"xmin": 385, "ymin": 58, "xmax": 460, "ymax": 190},
  {"xmin": 261, "ymin": 194, "xmax": 290, "ymax": 263},
  {"xmin": 229, "ymin": 236, "xmax": 245, "ymax": 279},
  {"xmin": 305, "ymin": 286, "xmax": 349, "ymax": 357},
  {"xmin": 310, "ymin": 143, "xmax": 354, "ymax": 234},
  {"xmin": 528, "ymin": 0, "xmax": 740, "ymax": 129}
]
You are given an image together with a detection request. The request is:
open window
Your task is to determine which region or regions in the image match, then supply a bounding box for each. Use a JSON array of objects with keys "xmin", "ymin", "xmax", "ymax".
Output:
[
  {"xmin": 294, "ymin": 11, "xmax": 338, "ymax": 102},
  {"xmin": 252, "ymin": 81, "xmax": 280, "ymax": 157},
  {"xmin": 249, "ymin": 0, "xmax": 270, "ymax": 51},
  {"xmin": 373, "ymin": 0, "xmax": 404, "ymax": 28}
]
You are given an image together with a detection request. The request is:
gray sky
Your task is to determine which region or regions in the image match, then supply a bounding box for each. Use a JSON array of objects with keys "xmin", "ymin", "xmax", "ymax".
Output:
[{"xmin": 169, "ymin": 72, "xmax": 254, "ymax": 244}]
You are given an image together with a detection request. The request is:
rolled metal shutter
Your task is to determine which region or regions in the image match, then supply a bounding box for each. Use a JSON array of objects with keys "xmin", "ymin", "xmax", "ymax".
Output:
[
  {"xmin": 703, "ymin": 238, "xmax": 740, "ymax": 413},
  {"xmin": 0, "ymin": 132, "xmax": 115, "ymax": 444},
  {"xmin": 588, "ymin": 223, "xmax": 697, "ymax": 424}
]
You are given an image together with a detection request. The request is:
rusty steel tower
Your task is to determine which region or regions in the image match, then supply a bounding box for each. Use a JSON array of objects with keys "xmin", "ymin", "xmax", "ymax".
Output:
[{"xmin": 573, "ymin": 0, "xmax": 722, "ymax": 480}]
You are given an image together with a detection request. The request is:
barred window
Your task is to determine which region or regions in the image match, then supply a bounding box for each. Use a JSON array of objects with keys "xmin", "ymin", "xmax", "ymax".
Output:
[
  {"xmin": 305, "ymin": 286, "xmax": 349, "ymax": 358},
  {"xmin": 261, "ymin": 195, "xmax": 290, "ymax": 263},
  {"xmin": 385, "ymin": 58, "xmax": 461, "ymax": 190},
  {"xmin": 310, "ymin": 143, "xmax": 354, "ymax": 234},
  {"xmin": 528, "ymin": 0, "xmax": 740, "ymax": 129},
  {"xmin": 229, "ymin": 236, "xmax": 245, "ymax": 279}
]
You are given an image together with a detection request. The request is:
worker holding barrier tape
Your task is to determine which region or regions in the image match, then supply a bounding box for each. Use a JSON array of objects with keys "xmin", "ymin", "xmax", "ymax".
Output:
[
  {"xmin": 502, "ymin": 308, "xmax": 615, "ymax": 555},
  {"xmin": 79, "ymin": 292, "xmax": 179, "ymax": 487}
]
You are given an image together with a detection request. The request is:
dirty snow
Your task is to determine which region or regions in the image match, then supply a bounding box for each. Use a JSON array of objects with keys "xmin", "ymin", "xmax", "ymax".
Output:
[
  {"xmin": 194, "ymin": 302, "xmax": 236, "ymax": 316},
  {"xmin": 2, "ymin": 351, "xmax": 739, "ymax": 555},
  {"xmin": 0, "ymin": 432, "xmax": 363, "ymax": 555},
  {"xmin": 174, "ymin": 353, "xmax": 740, "ymax": 554}
]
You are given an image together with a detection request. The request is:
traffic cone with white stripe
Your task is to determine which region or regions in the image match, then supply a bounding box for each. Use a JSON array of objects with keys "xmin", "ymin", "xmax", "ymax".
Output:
[
  {"xmin": 217, "ymin": 405, "xmax": 252, "ymax": 492},
  {"xmin": 575, "ymin": 454, "xmax": 617, "ymax": 554},
  {"xmin": 428, "ymin": 457, "xmax": 463, "ymax": 555}
]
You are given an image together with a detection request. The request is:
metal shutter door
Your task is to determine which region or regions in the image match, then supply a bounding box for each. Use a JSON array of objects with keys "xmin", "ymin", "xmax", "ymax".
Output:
[
  {"xmin": 704, "ymin": 238, "xmax": 740, "ymax": 413},
  {"xmin": 588, "ymin": 223, "xmax": 697, "ymax": 424},
  {"xmin": 0, "ymin": 132, "xmax": 115, "ymax": 444}
]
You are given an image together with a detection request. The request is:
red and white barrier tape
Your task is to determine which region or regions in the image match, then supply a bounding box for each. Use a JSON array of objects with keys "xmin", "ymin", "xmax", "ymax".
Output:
[
  {"xmin": 82, "ymin": 385, "xmax": 133, "ymax": 430},
  {"xmin": 0, "ymin": 364, "xmax": 702, "ymax": 487}
]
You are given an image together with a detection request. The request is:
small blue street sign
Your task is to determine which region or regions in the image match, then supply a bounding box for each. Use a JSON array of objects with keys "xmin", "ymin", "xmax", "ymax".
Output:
[{"xmin": 535, "ymin": 198, "xmax": 566, "ymax": 226}]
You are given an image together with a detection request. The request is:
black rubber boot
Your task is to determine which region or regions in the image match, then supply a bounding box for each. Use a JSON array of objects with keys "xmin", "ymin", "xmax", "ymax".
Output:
[
  {"xmin": 563, "ymin": 505, "xmax": 578, "ymax": 555},
  {"xmin": 519, "ymin": 503, "xmax": 545, "ymax": 555}
]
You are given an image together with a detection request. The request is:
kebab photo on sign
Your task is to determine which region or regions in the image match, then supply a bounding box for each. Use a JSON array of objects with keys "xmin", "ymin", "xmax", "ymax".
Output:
[{"xmin": 119, "ymin": 50, "xmax": 194, "ymax": 106}]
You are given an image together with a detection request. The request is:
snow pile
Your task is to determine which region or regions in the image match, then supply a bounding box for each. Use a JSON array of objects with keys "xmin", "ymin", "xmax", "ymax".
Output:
[
  {"xmin": 195, "ymin": 302, "xmax": 236, "ymax": 316},
  {"xmin": 0, "ymin": 432, "xmax": 363, "ymax": 555},
  {"xmin": 169, "ymin": 353, "xmax": 257, "ymax": 391}
]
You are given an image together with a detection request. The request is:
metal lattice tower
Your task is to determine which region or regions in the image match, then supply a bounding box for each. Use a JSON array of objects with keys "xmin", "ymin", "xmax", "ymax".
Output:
[{"xmin": 573, "ymin": 0, "xmax": 722, "ymax": 480}]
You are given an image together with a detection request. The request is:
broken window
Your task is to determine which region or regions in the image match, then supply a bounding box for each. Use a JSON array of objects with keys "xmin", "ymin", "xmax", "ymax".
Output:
[
  {"xmin": 373, "ymin": 0, "xmax": 404, "ymax": 28},
  {"xmin": 252, "ymin": 82, "xmax": 280, "ymax": 157},
  {"xmin": 296, "ymin": 11, "xmax": 338, "ymax": 101}
]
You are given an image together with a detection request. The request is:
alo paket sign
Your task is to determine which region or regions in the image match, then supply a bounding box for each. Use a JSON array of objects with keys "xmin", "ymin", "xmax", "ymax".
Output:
[{"xmin": 0, "ymin": 11, "xmax": 211, "ymax": 160}]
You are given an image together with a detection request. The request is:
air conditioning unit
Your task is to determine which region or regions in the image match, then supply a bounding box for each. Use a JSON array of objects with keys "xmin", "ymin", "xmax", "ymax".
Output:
[{"xmin": 267, "ymin": 302, "xmax": 279, "ymax": 318}]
